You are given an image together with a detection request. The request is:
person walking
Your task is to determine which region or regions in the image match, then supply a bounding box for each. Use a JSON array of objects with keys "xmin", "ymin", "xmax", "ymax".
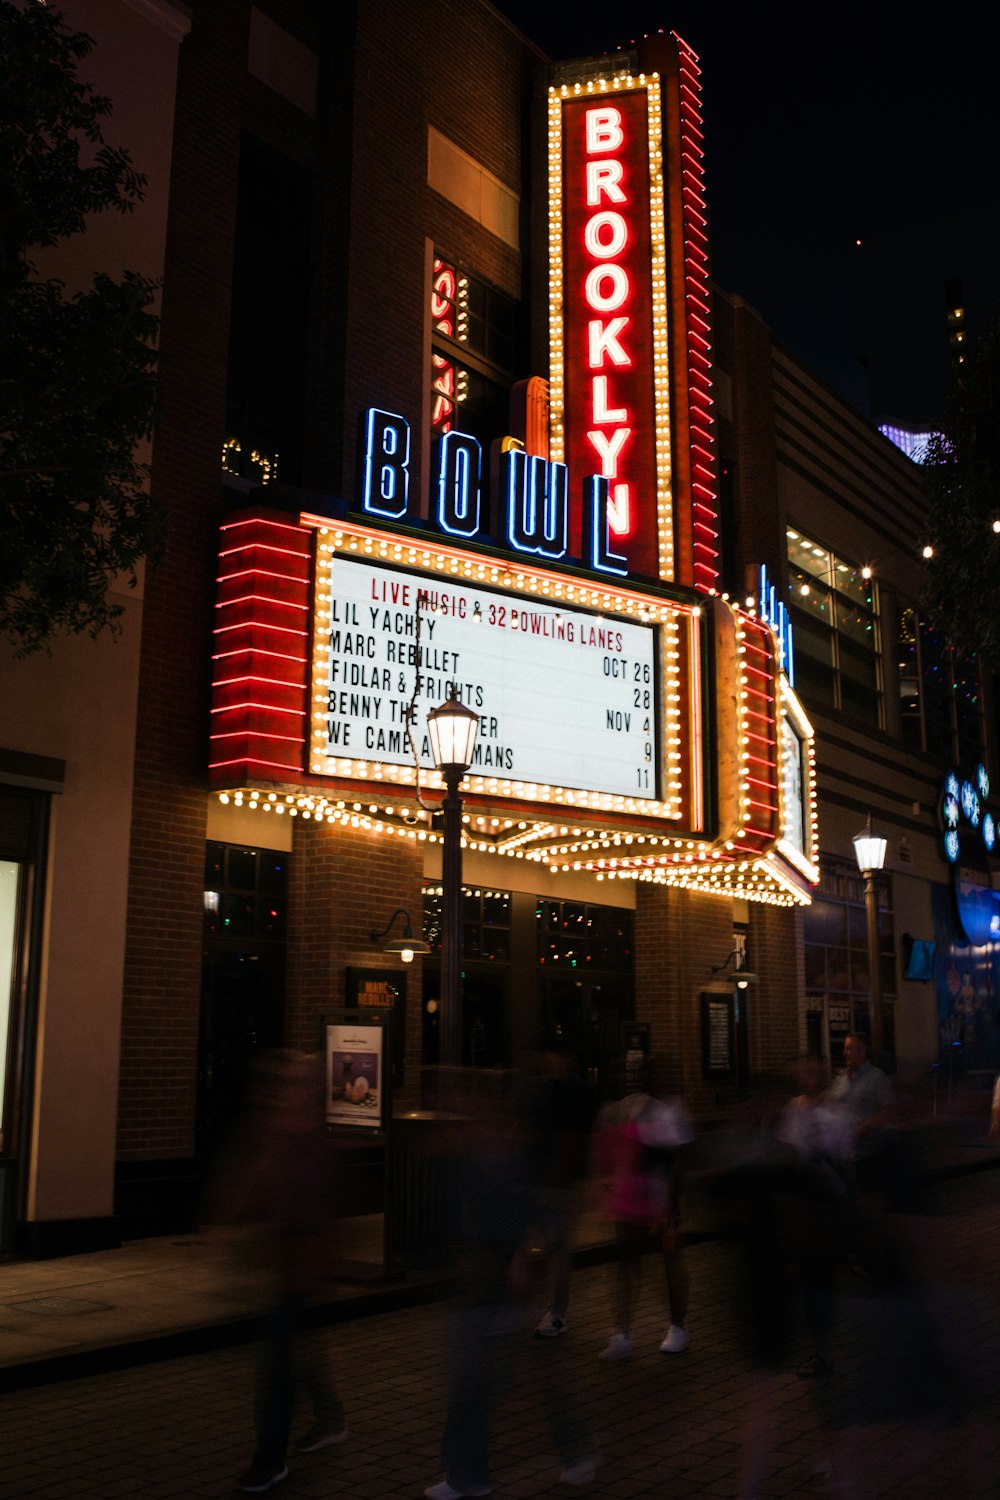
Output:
[
  {"xmin": 519, "ymin": 1040, "xmax": 595, "ymax": 1339},
  {"xmin": 210, "ymin": 1051, "xmax": 347, "ymax": 1495},
  {"xmin": 424, "ymin": 1077, "xmax": 598, "ymax": 1500},
  {"xmin": 595, "ymin": 1086, "xmax": 695, "ymax": 1361},
  {"xmin": 776, "ymin": 1054, "xmax": 854, "ymax": 1378}
]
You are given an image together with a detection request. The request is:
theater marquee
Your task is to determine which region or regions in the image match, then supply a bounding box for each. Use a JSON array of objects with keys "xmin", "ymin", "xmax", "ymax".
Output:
[
  {"xmin": 207, "ymin": 34, "xmax": 818, "ymax": 906},
  {"xmin": 312, "ymin": 556, "xmax": 661, "ymax": 802}
]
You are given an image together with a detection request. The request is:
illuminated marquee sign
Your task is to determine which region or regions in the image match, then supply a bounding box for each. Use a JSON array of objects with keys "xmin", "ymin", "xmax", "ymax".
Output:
[
  {"xmin": 548, "ymin": 38, "xmax": 721, "ymax": 595},
  {"xmin": 210, "ymin": 505, "xmax": 819, "ymax": 904},
  {"xmin": 550, "ymin": 83, "xmax": 667, "ymax": 581},
  {"xmin": 360, "ymin": 407, "xmax": 630, "ymax": 576},
  {"xmin": 312, "ymin": 557, "xmax": 659, "ymax": 801}
]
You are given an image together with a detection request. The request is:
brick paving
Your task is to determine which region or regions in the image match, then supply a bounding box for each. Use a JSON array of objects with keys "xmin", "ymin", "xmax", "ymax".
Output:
[{"xmin": 5, "ymin": 1168, "xmax": 1000, "ymax": 1499}]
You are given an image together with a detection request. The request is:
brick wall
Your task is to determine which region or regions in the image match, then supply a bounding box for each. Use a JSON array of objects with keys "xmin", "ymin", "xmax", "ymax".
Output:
[
  {"xmin": 118, "ymin": 1, "xmax": 249, "ymax": 1159},
  {"xmin": 117, "ymin": 0, "xmax": 542, "ymax": 1160},
  {"xmin": 746, "ymin": 902, "xmax": 806, "ymax": 1076},
  {"xmin": 635, "ymin": 884, "xmax": 735, "ymax": 1111},
  {"xmin": 285, "ymin": 821, "xmax": 425, "ymax": 1110}
]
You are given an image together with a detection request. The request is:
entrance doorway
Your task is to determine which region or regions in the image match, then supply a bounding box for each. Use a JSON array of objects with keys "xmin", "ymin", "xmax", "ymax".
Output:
[
  {"xmin": 422, "ymin": 966, "xmax": 509, "ymax": 1070},
  {"xmin": 540, "ymin": 974, "xmax": 630, "ymax": 1100},
  {"xmin": 199, "ymin": 842, "xmax": 287, "ymax": 1155}
]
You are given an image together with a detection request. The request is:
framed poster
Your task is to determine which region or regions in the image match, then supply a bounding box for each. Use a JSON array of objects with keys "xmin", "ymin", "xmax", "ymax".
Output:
[
  {"xmin": 622, "ymin": 1022, "xmax": 651, "ymax": 1094},
  {"xmin": 325, "ymin": 1014, "xmax": 387, "ymax": 1131},
  {"xmin": 346, "ymin": 967, "xmax": 406, "ymax": 1089},
  {"xmin": 701, "ymin": 992, "xmax": 735, "ymax": 1078}
]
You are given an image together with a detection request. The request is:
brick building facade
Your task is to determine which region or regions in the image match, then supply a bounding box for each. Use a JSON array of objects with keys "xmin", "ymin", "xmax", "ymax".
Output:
[{"xmin": 3, "ymin": 0, "xmax": 982, "ymax": 1260}]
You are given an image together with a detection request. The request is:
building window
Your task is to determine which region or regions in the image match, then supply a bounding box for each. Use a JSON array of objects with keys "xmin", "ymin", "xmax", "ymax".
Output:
[
  {"xmin": 536, "ymin": 900, "xmax": 634, "ymax": 970},
  {"xmin": 787, "ymin": 529, "xmax": 881, "ymax": 724},
  {"xmin": 897, "ymin": 606, "xmax": 984, "ymax": 763},
  {"xmin": 422, "ymin": 882, "xmax": 511, "ymax": 962},
  {"xmin": 430, "ymin": 255, "xmax": 519, "ymax": 445},
  {"xmin": 204, "ymin": 843, "xmax": 287, "ymax": 941},
  {"xmin": 803, "ymin": 863, "xmax": 896, "ymax": 1061}
]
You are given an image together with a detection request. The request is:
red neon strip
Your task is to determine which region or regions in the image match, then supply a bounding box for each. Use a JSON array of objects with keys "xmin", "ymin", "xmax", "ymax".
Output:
[
  {"xmin": 212, "ymin": 647, "xmax": 308, "ymax": 664},
  {"xmin": 219, "ymin": 516, "xmax": 306, "ymax": 538},
  {"xmin": 216, "ymin": 567, "xmax": 309, "ymax": 585},
  {"xmin": 208, "ymin": 756, "xmax": 303, "ymax": 772},
  {"xmin": 210, "ymin": 730, "xmax": 304, "ymax": 744},
  {"xmin": 212, "ymin": 674, "xmax": 308, "ymax": 690},
  {"xmin": 210, "ymin": 702, "xmax": 306, "ymax": 716},
  {"xmin": 214, "ymin": 594, "xmax": 310, "ymax": 612},
  {"xmin": 218, "ymin": 541, "xmax": 311, "ymax": 561},
  {"xmin": 213, "ymin": 622, "xmax": 308, "ymax": 638}
]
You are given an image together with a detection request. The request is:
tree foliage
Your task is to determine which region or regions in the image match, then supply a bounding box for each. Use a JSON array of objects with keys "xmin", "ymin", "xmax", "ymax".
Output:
[
  {"xmin": 0, "ymin": 0, "xmax": 164, "ymax": 655},
  {"xmin": 921, "ymin": 318, "xmax": 1000, "ymax": 664}
]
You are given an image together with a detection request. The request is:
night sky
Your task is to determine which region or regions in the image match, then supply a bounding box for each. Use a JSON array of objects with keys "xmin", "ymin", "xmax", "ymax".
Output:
[{"xmin": 493, "ymin": 1, "xmax": 999, "ymax": 425}]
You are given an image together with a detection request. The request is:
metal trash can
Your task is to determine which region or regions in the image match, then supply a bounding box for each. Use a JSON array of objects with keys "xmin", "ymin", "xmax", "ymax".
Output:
[{"xmin": 383, "ymin": 1110, "xmax": 466, "ymax": 1271}]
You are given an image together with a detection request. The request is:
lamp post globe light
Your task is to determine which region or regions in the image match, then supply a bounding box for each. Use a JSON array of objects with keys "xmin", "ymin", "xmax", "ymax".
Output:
[
  {"xmin": 427, "ymin": 697, "xmax": 480, "ymax": 1067},
  {"xmin": 853, "ymin": 817, "xmax": 888, "ymax": 1059}
]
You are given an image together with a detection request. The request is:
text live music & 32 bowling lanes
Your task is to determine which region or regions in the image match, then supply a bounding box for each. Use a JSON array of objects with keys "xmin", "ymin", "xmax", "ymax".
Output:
[{"xmin": 316, "ymin": 557, "xmax": 658, "ymax": 800}]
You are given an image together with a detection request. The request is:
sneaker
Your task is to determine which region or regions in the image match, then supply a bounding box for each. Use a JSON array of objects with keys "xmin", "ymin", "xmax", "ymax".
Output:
[
  {"xmin": 797, "ymin": 1355, "xmax": 832, "ymax": 1378},
  {"xmin": 598, "ymin": 1332, "xmax": 633, "ymax": 1361},
  {"xmin": 238, "ymin": 1463, "xmax": 289, "ymax": 1494},
  {"xmin": 659, "ymin": 1324, "xmax": 689, "ymax": 1354},
  {"xmin": 294, "ymin": 1423, "xmax": 348, "ymax": 1453},
  {"xmin": 535, "ymin": 1310, "xmax": 568, "ymax": 1338},
  {"xmin": 561, "ymin": 1454, "xmax": 601, "ymax": 1485},
  {"xmin": 424, "ymin": 1482, "xmax": 492, "ymax": 1500}
]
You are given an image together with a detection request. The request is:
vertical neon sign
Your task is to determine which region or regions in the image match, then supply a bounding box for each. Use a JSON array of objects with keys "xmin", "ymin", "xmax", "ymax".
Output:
[
  {"xmin": 553, "ymin": 83, "xmax": 670, "ymax": 583},
  {"xmin": 431, "ymin": 257, "xmax": 457, "ymax": 435}
]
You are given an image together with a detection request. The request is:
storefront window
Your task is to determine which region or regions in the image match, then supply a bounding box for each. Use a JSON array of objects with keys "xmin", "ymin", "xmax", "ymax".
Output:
[
  {"xmin": 536, "ymin": 900, "xmax": 634, "ymax": 969},
  {"xmin": 204, "ymin": 843, "xmax": 286, "ymax": 939},
  {"xmin": 804, "ymin": 863, "xmax": 896, "ymax": 1061},
  {"xmin": 423, "ymin": 883, "xmax": 511, "ymax": 962},
  {"xmin": 787, "ymin": 529, "xmax": 881, "ymax": 725},
  {"xmin": 0, "ymin": 861, "xmax": 19, "ymax": 1154}
]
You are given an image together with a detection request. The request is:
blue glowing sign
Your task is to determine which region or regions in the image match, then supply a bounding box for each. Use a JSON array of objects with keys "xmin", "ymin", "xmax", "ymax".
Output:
[
  {"xmin": 358, "ymin": 408, "xmax": 632, "ymax": 577},
  {"xmin": 361, "ymin": 408, "xmax": 410, "ymax": 517},
  {"xmin": 759, "ymin": 564, "xmax": 795, "ymax": 686},
  {"xmin": 584, "ymin": 476, "xmax": 629, "ymax": 576},
  {"xmin": 960, "ymin": 779, "xmax": 980, "ymax": 827},
  {"xmin": 434, "ymin": 431, "xmax": 482, "ymax": 538},
  {"xmin": 502, "ymin": 448, "xmax": 568, "ymax": 560}
]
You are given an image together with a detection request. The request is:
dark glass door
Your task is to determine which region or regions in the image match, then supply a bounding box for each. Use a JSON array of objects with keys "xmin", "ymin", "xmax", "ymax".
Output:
[{"xmin": 540, "ymin": 974, "xmax": 630, "ymax": 1101}]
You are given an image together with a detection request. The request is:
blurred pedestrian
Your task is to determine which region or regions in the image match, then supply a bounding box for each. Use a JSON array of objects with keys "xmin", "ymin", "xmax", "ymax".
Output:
[
  {"xmin": 825, "ymin": 1032, "xmax": 894, "ymax": 1158},
  {"xmin": 519, "ymin": 1040, "xmax": 595, "ymax": 1338},
  {"xmin": 825, "ymin": 1032, "xmax": 895, "ymax": 1274},
  {"xmin": 210, "ymin": 1050, "xmax": 347, "ymax": 1495},
  {"xmin": 425, "ymin": 1073, "xmax": 598, "ymax": 1500},
  {"xmin": 594, "ymin": 1085, "xmax": 695, "ymax": 1360},
  {"xmin": 776, "ymin": 1054, "xmax": 853, "ymax": 1378}
]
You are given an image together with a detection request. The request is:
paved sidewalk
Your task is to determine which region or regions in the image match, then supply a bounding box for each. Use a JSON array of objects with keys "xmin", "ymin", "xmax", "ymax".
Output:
[
  {"xmin": 1, "ymin": 1112, "xmax": 997, "ymax": 1393},
  {"xmin": 4, "ymin": 1164, "xmax": 1000, "ymax": 1499}
]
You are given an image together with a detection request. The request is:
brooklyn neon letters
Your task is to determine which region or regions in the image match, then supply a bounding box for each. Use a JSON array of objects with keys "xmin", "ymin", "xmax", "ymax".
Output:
[{"xmin": 561, "ymin": 91, "xmax": 658, "ymax": 578}]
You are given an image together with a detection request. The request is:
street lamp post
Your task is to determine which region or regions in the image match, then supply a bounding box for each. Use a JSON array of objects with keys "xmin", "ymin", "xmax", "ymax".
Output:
[
  {"xmin": 427, "ymin": 696, "xmax": 480, "ymax": 1067},
  {"xmin": 853, "ymin": 816, "xmax": 888, "ymax": 1059}
]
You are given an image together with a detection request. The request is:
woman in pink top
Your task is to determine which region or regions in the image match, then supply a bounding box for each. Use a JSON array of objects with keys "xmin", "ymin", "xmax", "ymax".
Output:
[{"xmin": 596, "ymin": 1092, "xmax": 695, "ymax": 1361}]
